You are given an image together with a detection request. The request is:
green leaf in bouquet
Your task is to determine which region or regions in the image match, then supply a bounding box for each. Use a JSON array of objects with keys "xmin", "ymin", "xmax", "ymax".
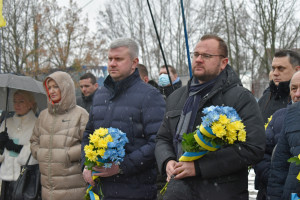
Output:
[
  {"xmin": 84, "ymin": 159, "xmax": 95, "ymax": 170},
  {"xmin": 209, "ymin": 137, "xmax": 225, "ymax": 147},
  {"xmin": 288, "ymin": 157, "xmax": 299, "ymax": 163},
  {"xmin": 288, "ymin": 157, "xmax": 300, "ymax": 165},
  {"xmin": 181, "ymin": 132, "xmax": 206, "ymax": 152}
]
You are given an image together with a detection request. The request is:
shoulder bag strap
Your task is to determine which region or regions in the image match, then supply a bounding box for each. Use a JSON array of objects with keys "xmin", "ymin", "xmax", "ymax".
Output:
[{"xmin": 25, "ymin": 153, "xmax": 32, "ymax": 167}]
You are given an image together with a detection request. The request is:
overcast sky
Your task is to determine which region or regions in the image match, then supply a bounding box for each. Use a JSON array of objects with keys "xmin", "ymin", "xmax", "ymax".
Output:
[
  {"xmin": 58, "ymin": 0, "xmax": 300, "ymax": 33},
  {"xmin": 57, "ymin": 0, "xmax": 108, "ymax": 31}
]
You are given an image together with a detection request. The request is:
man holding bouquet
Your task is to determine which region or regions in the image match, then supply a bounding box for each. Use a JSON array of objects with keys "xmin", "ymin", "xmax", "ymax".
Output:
[
  {"xmin": 81, "ymin": 38, "xmax": 165, "ymax": 200},
  {"xmin": 155, "ymin": 34, "xmax": 265, "ymax": 199}
]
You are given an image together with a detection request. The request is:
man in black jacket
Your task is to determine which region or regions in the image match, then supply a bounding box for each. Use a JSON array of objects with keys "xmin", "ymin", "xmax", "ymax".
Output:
[
  {"xmin": 258, "ymin": 50, "xmax": 300, "ymax": 124},
  {"xmin": 255, "ymin": 50, "xmax": 300, "ymax": 200},
  {"xmin": 155, "ymin": 34, "xmax": 265, "ymax": 200},
  {"xmin": 76, "ymin": 72, "xmax": 98, "ymax": 113}
]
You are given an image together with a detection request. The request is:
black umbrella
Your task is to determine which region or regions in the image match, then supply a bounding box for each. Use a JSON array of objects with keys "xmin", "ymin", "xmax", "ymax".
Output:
[{"xmin": 0, "ymin": 74, "xmax": 47, "ymax": 128}]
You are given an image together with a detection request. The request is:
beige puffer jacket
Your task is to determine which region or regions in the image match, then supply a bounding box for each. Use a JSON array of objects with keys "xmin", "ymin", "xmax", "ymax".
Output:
[{"xmin": 30, "ymin": 71, "xmax": 89, "ymax": 200}]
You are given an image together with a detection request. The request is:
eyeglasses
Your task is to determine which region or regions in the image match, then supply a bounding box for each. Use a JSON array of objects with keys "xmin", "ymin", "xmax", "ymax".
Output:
[{"xmin": 190, "ymin": 52, "xmax": 225, "ymax": 60}]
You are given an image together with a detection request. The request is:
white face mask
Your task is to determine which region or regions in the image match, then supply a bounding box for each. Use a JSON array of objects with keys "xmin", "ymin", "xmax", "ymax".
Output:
[{"xmin": 158, "ymin": 74, "xmax": 171, "ymax": 87}]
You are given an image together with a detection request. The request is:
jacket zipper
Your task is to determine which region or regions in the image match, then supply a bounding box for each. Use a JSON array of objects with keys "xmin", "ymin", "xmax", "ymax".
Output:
[{"xmin": 49, "ymin": 107, "xmax": 56, "ymax": 200}]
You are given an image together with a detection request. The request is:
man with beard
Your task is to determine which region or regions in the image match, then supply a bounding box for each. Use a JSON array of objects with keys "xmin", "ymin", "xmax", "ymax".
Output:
[{"xmin": 155, "ymin": 34, "xmax": 265, "ymax": 200}]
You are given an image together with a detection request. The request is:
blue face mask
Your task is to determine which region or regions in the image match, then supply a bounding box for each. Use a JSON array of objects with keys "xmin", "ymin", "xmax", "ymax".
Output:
[{"xmin": 158, "ymin": 74, "xmax": 171, "ymax": 87}]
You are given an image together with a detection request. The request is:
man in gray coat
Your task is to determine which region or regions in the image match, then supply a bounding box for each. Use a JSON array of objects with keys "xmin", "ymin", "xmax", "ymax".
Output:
[{"xmin": 155, "ymin": 34, "xmax": 265, "ymax": 200}]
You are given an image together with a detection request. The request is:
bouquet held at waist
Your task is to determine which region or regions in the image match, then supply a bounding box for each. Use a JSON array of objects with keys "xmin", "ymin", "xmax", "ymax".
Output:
[
  {"xmin": 84, "ymin": 127, "xmax": 129, "ymax": 200},
  {"xmin": 179, "ymin": 105, "xmax": 246, "ymax": 161}
]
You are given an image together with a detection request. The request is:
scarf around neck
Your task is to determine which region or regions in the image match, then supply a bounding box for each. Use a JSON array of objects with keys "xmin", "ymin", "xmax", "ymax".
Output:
[{"xmin": 175, "ymin": 76, "xmax": 216, "ymax": 159}]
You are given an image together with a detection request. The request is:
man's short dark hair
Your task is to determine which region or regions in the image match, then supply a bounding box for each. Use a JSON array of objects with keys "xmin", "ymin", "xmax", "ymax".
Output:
[
  {"xmin": 160, "ymin": 65, "xmax": 177, "ymax": 75},
  {"xmin": 137, "ymin": 64, "xmax": 148, "ymax": 77},
  {"xmin": 80, "ymin": 72, "xmax": 97, "ymax": 84},
  {"xmin": 274, "ymin": 50, "xmax": 300, "ymax": 68},
  {"xmin": 200, "ymin": 34, "xmax": 228, "ymax": 58}
]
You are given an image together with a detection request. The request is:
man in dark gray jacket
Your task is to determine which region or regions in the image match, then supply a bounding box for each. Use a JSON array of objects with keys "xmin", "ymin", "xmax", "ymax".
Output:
[
  {"xmin": 76, "ymin": 72, "xmax": 98, "ymax": 113},
  {"xmin": 155, "ymin": 34, "xmax": 265, "ymax": 200}
]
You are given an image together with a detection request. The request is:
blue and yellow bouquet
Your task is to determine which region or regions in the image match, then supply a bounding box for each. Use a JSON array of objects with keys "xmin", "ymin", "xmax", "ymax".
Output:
[
  {"xmin": 84, "ymin": 127, "xmax": 129, "ymax": 200},
  {"xmin": 179, "ymin": 105, "xmax": 246, "ymax": 161}
]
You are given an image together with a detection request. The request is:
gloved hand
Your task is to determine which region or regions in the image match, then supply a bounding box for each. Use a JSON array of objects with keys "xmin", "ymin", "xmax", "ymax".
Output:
[{"xmin": 5, "ymin": 139, "xmax": 23, "ymax": 153}]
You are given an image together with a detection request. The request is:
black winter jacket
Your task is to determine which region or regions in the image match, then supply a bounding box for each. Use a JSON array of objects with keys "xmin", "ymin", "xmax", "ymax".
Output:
[
  {"xmin": 267, "ymin": 102, "xmax": 300, "ymax": 200},
  {"xmin": 159, "ymin": 79, "xmax": 182, "ymax": 98},
  {"xmin": 253, "ymin": 107, "xmax": 288, "ymax": 196},
  {"xmin": 76, "ymin": 91, "xmax": 96, "ymax": 113},
  {"xmin": 81, "ymin": 69, "xmax": 166, "ymax": 200},
  {"xmin": 258, "ymin": 80, "xmax": 290, "ymax": 124},
  {"xmin": 155, "ymin": 65, "xmax": 265, "ymax": 200}
]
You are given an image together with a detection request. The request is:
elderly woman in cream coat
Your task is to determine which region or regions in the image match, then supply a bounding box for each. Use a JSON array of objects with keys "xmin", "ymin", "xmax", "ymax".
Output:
[
  {"xmin": 30, "ymin": 71, "xmax": 89, "ymax": 200},
  {"xmin": 0, "ymin": 90, "xmax": 39, "ymax": 200}
]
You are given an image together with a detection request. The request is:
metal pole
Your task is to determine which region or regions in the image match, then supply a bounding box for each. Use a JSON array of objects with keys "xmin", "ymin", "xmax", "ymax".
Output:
[
  {"xmin": 146, "ymin": 0, "xmax": 174, "ymax": 89},
  {"xmin": 180, "ymin": 0, "xmax": 192, "ymax": 78}
]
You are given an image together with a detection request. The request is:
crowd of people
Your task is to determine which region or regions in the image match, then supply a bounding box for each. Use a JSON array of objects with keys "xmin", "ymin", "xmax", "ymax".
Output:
[{"xmin": 0, "ymin": 35, "xmax": 300, "ymax": 200}]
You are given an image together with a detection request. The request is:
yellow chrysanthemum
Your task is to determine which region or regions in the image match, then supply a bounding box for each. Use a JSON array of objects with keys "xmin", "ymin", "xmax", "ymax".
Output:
[
  {"xmin": 85, "ymin": 146, "xmax": 98, "ymax": 162},
  {"xmin": 219, "ymin": 115, "xmax": 231, "ymax": 125},
  {"xmin": 298, "ymin": 154, "xmax": 300, "ymax": 160},
  {"xmin": 97, "ymin": 138, "xmax": 108, "ymax": 149},
  {"xmin": 231, "ymin": 121, "xmax": 245, "ymax": 130},
  {"xmin": 297, "ymin": 172, "xmax": 300, "ymax": 181},
  {"xmin": 94, "ymin": 128, "xmax": 108, "ymax": 137},
  {"xmin": 84, "ymin": 144, "xmax": 94, "ymax": 152},
  {"xmin": 104, "ymin": 135, "xmax": 113, "ymax": 143},
  {"xmin": 226, "ymin": 123, "xmax": 237, "ymax": 133},
  {"xmin": 89, "ymin": 134, "xmax": 100, "ymax": 145},
  {"xmin": 211, "ymin": 122, "xmax": 226, "ymax": 138},
  {"xmin": 227, "ymin": 129, "xmax": 238, "ymax": 143},
  {"xmin": 238, "ymin": 129, "xmax": 246, "ymax": 142},
  {"xmin": 98, "ymin": 148, "xmax": 106, "ymax": 157}
]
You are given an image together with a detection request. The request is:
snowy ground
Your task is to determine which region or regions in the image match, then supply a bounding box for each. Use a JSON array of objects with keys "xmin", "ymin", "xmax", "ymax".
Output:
[
  {"xmin": 0, "ymin": 169, "xmax": 258, "ymax": 198},
  {"xmin": 249, "ymin": 169, "xmax": 258, "ymax": 200}
]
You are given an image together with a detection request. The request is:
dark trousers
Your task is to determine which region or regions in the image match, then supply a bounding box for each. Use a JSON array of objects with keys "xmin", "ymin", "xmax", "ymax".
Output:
[
  {"xmin": 256, "ymin": 188, "xmax": 267, "ymax": 200},
  {"xmin": 163, "ymin": 178, "xmax": 195, "ymax": 200}
]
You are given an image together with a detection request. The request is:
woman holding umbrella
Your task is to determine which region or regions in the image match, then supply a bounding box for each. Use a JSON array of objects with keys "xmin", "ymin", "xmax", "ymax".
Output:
[
  {"xmin": 0, "ymin": 90, "xmax": 39, "ymax": 200},
  {"xmin": 30, "ymin": 71, "xmax": 89, "ymax": 200}
]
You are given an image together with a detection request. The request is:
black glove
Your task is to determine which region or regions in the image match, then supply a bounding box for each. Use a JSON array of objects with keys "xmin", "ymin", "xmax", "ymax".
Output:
[{"xmin": 5, "ymin": 139, "xmax": 23, "ymax": 153}]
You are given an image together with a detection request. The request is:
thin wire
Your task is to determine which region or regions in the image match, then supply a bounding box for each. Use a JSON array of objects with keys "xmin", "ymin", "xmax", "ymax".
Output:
[
  {"xmin": 180, "ymin": 0, "xmax": 192, "ymax": 78},
  {"xmin": 146, "ymin": 0, "xmax": 173, "ymax": 88},
  {"xmin": 77, "ymin": 0, "xmax": 95, "ymax": 12}
]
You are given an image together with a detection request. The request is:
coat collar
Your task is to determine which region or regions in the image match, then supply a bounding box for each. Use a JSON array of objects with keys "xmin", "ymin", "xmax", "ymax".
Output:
[
  {"xmin": 269, "ymin": 80, "xmax": 290, "ymax": 100},
  {"xmin": 104, "ymin": 69, "xmax": 140, "ymax": 100},
  {"xmin": 81, "ymin": 90, "xmax": 96, "ymax": 102},
  {"xmin": 187, "ymin": 64, "xmax": 242, "ymax": 93}
]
